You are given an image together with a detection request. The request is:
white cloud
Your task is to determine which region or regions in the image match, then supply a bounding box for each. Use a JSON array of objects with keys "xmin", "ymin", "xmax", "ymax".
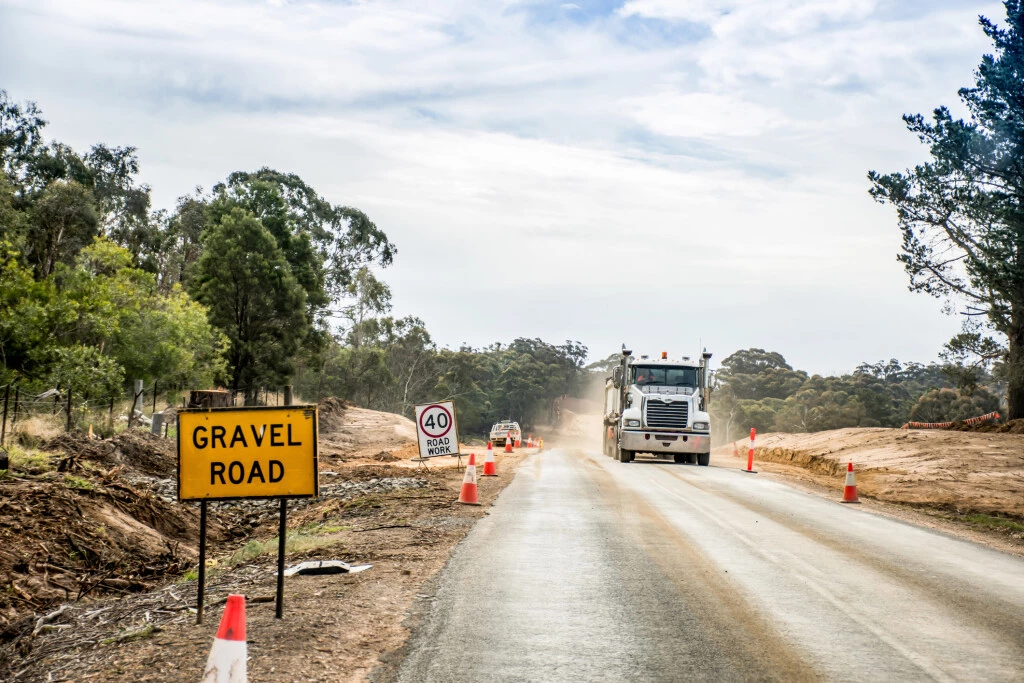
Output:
[
  {"xmin": 0, "ymin": 0, "xmax": 1006, "ymax": 371},
  {"xmin": 625, "ymin": 90, "xmax": 787, "ymax": 138}
]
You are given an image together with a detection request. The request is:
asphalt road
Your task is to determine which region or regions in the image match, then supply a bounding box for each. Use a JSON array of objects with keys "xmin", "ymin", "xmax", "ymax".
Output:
[{"xmin": 395, "ymin": 447, "xmax": 1024, "ymax": 682}]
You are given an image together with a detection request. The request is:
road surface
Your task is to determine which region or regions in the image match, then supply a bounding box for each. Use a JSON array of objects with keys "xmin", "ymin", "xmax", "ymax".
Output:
[{"xmin": 395, "ymin": 447, "xmax": 1024, "ymax": 682}]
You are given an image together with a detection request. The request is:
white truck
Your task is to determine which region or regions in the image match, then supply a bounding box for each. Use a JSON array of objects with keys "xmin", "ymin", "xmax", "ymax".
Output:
[{"xmin": 603, "ymin": 346, "xmax": 713, "ymax": 465}]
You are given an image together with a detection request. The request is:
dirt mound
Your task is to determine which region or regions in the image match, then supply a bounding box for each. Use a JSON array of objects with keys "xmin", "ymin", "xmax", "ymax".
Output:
[
  {"xmin": 948, "ymin": 418, "xmax": 1024, "ymax": 434},
  {"xmin": 720, "ymin": 428, "xmax": 1024, "ymax": 520},
  {"xmin": 44, "ymin": 430, "xmax": 176, "ymax": 478},
  {"xmin": 317, "ymin": 404, "xmax": 416, "ymax": 459},
  {"xmin": 318, "ymin": 397, "xmax": 355, "ymax": 432},
  {"xmin": 0, "ymin": 474, "xmax": 199, "ymax": 632}
]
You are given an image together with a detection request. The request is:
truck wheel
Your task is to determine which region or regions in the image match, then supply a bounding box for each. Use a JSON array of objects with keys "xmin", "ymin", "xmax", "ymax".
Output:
[
  {"xmin": 697, "ymin": 452, "xmax": 710, "ymax": 467},
  {"xmin": 618, "ymin": 447, "xmax": 633, "ymax": 463},
  {"xmin": 673, "ymin": 454, "xmax": 686, "ymax": 464}
]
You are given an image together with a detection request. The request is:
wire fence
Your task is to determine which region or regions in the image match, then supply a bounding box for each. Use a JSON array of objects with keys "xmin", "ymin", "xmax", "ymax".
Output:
[{"xmin": 0, "ymin": 382, "xmax": 299, "ymax": 446}]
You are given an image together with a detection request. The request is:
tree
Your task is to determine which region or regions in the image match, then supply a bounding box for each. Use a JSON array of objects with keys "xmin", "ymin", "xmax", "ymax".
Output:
[
  {"xmin": 910, "ymin": 387, "xmax": 1001, "ymax": 423},
  {"xmin": 869, "ymin": 1, "xmax": 1024, "ymax": 418},
  {"xmin": 189, "ymin": 208, "xmax": 307, "ymax": 403},
  {"xmin": 0, "ymin": 90, "xmax": 46, "ymax": 185},
  {"xmin": 26, "ymin": 180, "xmax": 98, "ymax": 278},
  {"xmin": 212, "ymin": 168, "xmax": 396, "ymax": 300},
  {"xmin": 340, "ymin": 267, "xmax": 393, "ymax": 348},
  {"xmin": 84, "ymin": 144, "xmax": 154, "ymax": 264}
]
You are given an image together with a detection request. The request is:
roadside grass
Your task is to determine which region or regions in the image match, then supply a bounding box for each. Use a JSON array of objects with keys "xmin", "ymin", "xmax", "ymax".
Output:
[
  {"xmin": 63, "ymin": 474, "xmax": 96, "ymax": 491},
  {"xmin": 176, "ymin": 521, "xmax": 351, "ymax": 584},
  {"xmin": 960, "ymin": 513, "xmax": 1024, "ymax": 534},
  {"xmin": 101, "ymin": 624, "xmax": 158, "ymax": 645},
  {"xmin": 4, "ymin": 443, "xmax": 56, "ymax": 474}
]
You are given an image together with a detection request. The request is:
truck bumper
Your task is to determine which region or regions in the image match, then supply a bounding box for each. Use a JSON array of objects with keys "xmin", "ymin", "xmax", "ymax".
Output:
[{"xmin": 621, "ymin": 431, "xmax": 710, "ymax": 454}]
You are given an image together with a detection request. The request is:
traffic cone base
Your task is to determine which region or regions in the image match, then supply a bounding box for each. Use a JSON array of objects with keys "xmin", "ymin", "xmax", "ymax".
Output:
[
  {"xmin": 841, "ymin": 462, "xmax": 860, "ymax": 503},
  {"xmin": 202, "ymin": 594, "xmax": 247, "ymax": 683}
]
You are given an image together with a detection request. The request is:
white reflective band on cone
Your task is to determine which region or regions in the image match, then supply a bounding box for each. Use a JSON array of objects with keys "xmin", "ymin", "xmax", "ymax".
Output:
[
  {"xmin": 201, "ymin": 639, "xmax": 247, "ymax": 683},
  {"xmin": 463, "ymin": 466, "xmax": 477, "ymax": 484},
  {"xmin": 845, "ymin": 472, "xmax": 856, "ymax": 486}
]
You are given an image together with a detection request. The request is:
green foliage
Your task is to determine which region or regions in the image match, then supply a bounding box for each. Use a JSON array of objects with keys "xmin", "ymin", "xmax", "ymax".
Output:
[
  {"xmin": 190, "ymin": 208, "xmax": 308, "ymax": 403},
  {"xmin": 63, "ymin": 474, "xmax": 95, "ymax": 491},
  {"xmin": 26, "ymin": 180, "xmax": 99, "ymax": 278},
  {"xmin": 868, "ymin": 1, "xmax": 1024, "ymax": 418},
  {"xmin": 909, "ymin": 387, "xmax": 1001, "ymax": 423},
  {"xmin": 2, "ymin": 91, "xmax": 396, "ymax": 409},
  {"xmin": 711, "ymin": 350, "xmax": 966, "ymax": 440},
  {"xmin": 297, "ymin": 323, "xmax": 589, "ymax": 434}
]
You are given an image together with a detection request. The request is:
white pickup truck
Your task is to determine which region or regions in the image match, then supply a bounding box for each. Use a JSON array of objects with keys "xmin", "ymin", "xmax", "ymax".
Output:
[{"xmin": 489, "ymin": 421, "xmax": 521, "ymax": 447}]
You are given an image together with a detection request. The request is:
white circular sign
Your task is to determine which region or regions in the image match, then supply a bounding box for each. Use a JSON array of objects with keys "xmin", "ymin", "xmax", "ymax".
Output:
[{"xmin": 418, "ymin": 404, "xmax": 453, "ymax": 439}]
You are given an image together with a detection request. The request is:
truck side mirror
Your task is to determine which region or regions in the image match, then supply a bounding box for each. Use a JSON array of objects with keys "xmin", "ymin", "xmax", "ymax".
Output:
[{"xmin": 612, "ymin": 366, "xmax": 622, "ymax": 388}]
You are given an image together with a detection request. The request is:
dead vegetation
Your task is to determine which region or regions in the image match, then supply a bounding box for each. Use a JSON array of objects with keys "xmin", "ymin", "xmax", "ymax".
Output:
[
  {"xmin": 947, "ymin": 417, "xmax": 1024, "ymax": 434},
  {"xmin": 0, "ymin": 432, "xmax": 207, "ymax": 641},
  {"xmin": 0, "ymin": 399, "xmax": 528, "ymax": 681}
]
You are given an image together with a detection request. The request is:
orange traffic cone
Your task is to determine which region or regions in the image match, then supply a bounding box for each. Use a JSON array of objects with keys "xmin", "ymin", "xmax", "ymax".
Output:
[
  {"xmin": 515, "ymin": 436, "xmax": 521, "ymax": 448},
  {"xmin": 483, "ymin": 445, "xmax": 497, "ymax": 476},
  {"xmin": 841, "ymin": 462, "xmax": 859, "ymax": 503},
  {"xmin": 504, "ymin": 435, "xmax": 513, "ymax": 453},
  {"xmin": 457, "ymin": 453, "xmax": 480, "ymax": 505},
  {"xmin": 201, "ymin": 594, "xmax": 246, "ymax": 683}
]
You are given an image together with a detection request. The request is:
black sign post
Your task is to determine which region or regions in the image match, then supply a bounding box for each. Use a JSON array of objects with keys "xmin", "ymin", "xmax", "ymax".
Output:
[
  {"xmin": 276, "ymin": 498, "xmax": 287, "ymax": 618},
  {"xmin": 197, "ymin": 500, "xmax": 207, "ymax": 625}
]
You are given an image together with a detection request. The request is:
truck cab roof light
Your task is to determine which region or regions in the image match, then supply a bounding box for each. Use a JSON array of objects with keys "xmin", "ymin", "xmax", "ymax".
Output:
[{"xmin": 661, "ymin": 351, "xmax": 667, "ymax": 359}]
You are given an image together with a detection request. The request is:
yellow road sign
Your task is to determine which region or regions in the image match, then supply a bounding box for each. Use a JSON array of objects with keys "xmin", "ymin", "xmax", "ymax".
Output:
[{"xmin": 177, "ymin": 406, "xmax": 318, "ymax": 501}]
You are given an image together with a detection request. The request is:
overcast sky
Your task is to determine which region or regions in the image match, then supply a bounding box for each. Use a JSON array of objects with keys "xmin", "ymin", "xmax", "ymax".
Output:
[{"xmin": 0, "ymin": 0, "xmax": 1007, "ymax": 373}]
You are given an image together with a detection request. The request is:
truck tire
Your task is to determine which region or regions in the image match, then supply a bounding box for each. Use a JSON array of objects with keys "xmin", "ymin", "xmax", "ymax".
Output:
[
  {"xmin": 618, "ymin": 447, "xmax": 633, "ymax": 463},
  {"xmin": 673, "ymin": 454, "xmax": 686, "ymax": 464},
  {"xmin": 697, "ymin": 452, "xmax": 710, "ymax": 467}
]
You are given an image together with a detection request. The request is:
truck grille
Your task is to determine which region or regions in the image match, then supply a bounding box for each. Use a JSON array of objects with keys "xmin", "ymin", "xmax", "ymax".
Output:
[{"xmin": 645, "ymin": 399, "xmax": 688, "ymax": 429}]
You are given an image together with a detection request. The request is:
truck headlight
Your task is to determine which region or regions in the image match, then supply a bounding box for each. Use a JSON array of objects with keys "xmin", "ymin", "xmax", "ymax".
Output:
[
  {"xmin": 692, "ymin": 421, "xmax": 709, "ymax": 430},
  {"xmin": 626, "ymin": 419, "xmax": 640, "ymax": 427}
]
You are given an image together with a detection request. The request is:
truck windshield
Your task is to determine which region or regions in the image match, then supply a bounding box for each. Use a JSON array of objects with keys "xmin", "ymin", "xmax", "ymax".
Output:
[{"xmin": 631, "ymin": 366, "xmax": 699, "ymax": 387}]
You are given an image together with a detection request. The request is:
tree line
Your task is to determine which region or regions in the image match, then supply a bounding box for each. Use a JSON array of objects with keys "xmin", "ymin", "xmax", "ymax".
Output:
[
  {"xmin": 710, "ymin": 348, "xmax": 1001, "ymax": 441},
  {"xmin": 0, "ymin": 91, "xmax": 588, "ymax": 433}
]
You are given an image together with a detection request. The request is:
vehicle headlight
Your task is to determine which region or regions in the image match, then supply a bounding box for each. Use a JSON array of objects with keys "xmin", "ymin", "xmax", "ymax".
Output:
[
  {"xmin": 626, "ymin": 419, "xmax": 641, "ymax": 427},
  {"xmin": 692, "ymin": 421, "xmax": 709, "ymax": 430}
]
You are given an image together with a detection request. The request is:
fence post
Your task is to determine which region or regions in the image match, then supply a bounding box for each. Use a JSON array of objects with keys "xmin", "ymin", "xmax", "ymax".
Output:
[
  {"xmin": 129, "ymin": 380, "xmax": 143, "ymax": 428},
  {"xmin": 11, "ymin": 386, "xmax": 19, "ymax": 431},
  {"xmin": 152, "ymin": 379, "xmax": 158, "ymax": 415},
  {"xmin": 66, "ymin": 387, "xmax": 73, "ymax": 433},
  {"xmin": 1, "ymin": 384, "xmax": 10, "ymax": 446},
  {"xmin": 53, "ymin": 385, "xmax": 60, "ymax": 415}
]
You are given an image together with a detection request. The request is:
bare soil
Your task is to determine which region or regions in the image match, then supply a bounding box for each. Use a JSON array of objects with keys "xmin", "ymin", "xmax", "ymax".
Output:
[
  {"xmin": 1, "ymin": 400, "xmax": 535, "ymax": 681},
  {"xmin": 714, "ymin": 428, "xmax": 1024, "ymax": 550}
]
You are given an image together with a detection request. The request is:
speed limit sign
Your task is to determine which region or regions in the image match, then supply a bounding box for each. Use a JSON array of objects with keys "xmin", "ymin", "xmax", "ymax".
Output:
[{"xmin": 414, "ymin": 401, "xmax": 459, "ymax": 458}]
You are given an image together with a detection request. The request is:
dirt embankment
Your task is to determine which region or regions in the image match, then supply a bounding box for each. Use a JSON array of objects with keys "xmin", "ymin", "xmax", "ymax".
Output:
[
  {"xmin": 717, "ymin": 428, "xmax": 1024, "ymax": 522},
  {"xmin": 1, "ymin": 398, "xmax": 534, "ymax": 682}
]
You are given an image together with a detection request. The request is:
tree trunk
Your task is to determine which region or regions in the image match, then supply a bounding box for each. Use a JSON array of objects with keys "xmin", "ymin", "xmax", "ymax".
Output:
[{"xmin": 1005, "ymin": 319, "xmax": 1024, "ymax": 419}]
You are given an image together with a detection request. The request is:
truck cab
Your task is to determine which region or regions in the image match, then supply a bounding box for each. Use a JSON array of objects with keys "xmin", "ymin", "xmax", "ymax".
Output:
[{"xmin": 604, "ymin": 348, "xmax": 712, "ymax": 465}]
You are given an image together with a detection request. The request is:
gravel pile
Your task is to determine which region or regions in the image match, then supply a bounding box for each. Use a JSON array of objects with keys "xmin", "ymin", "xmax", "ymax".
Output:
[{"xmin": 121, "ymin": 474, "xmax": 429, "ymax": 530}]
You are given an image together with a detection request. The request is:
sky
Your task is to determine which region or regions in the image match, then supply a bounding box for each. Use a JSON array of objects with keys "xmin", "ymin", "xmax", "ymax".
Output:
[{"xmin": 0, "ymin": 0, "xmax": 1008, "ymax": 374}]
